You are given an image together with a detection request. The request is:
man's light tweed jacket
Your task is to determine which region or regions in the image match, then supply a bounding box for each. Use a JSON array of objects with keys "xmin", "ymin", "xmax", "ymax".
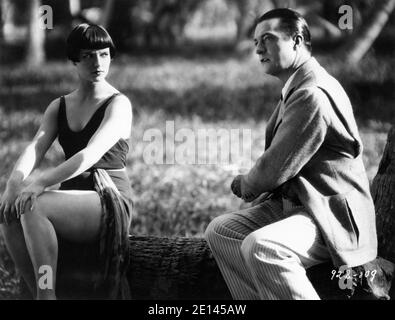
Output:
[{"xmin": 245, "ymin": 57, "xmax": 377, "ymax": 267}]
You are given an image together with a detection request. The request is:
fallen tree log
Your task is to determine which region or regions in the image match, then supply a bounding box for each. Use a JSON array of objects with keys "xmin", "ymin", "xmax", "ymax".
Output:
[
  {"xmin": 19, "ymin": 128, "xmax": 395, "ymax": 300},
  {"xmin": 49, "ymin": 235, "xmax": 393, "ymax": 300}
]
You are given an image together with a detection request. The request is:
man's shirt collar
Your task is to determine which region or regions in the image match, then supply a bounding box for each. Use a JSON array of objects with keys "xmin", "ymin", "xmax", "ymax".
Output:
[{"xmin": 281, "ymin": 69, "xmax": 298, "ymax": 101}]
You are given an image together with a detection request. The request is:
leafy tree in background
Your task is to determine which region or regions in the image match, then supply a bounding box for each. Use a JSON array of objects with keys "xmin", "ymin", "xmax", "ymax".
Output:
[
  {"xmin": 338, "ymin": 0, "xmax": 395, "ymax": 64},
  {"xmin": 106, "ymin": 0, "xmax": 206, "ymax": 49},
  {"xmin": 236, "ymin": 0, "xmax": 395, "ymax": 64},
  {"xmin": 26, "ymin": 0, "xmax": 45, "ymax": 67},
  {"xmin": 0, "ymin": 0, "xmax": 24, "ymax": 42},
  {"xmin": 45, "ymin": 0, "xmax": 73, "ymax": 27},
  {"xmin": 300, "ymin": 0, "xmax": 395, "ymax": 63},
  {"xmin": 231, "ymin": 0, "xmax": 272, "ymax": 43},
  {"xmin": 1, "ymin": 0, "xmax": 394, "ymax": 65}
]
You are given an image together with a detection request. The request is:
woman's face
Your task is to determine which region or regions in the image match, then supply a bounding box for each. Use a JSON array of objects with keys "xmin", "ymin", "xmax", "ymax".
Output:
[{"xmin": 75, "ymin": 47, "xmax": 111, "ymax": 82}]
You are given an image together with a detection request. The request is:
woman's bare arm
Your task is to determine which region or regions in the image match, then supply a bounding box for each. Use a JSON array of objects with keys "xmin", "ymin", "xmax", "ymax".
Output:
[
  {"xmin": 6, "ymin": 99, "xmax": 60, "ymax": 186},
  {"xmin": 0, "ymin": 99, "xmax": 59, "ymax": 221},
  {"xmin": 37, "ymin": 95, "xmax": 132, "ymax": 188}
]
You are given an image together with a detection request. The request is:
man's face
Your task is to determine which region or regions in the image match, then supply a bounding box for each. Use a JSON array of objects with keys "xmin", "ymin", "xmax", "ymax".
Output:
[{"xmin": 254, "ymin": 18, "xmax": 297, "ymax": 77}]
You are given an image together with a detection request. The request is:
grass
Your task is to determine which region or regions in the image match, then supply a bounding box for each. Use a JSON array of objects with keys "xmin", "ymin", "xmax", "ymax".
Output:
[{"xmin": 0, "ymin": 51, "xmax": 393, "ymax": 299}]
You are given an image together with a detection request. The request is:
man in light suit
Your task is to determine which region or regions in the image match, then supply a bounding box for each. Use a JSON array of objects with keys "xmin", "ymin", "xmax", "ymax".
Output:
[{"xmin": 205, "ymin": 8, "xmax": 378, "ymax": 300}]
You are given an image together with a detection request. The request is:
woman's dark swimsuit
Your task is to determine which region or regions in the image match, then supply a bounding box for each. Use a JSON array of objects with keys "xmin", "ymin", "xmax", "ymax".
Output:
[
  {"xmin": 57, "ymin": 93, "xmax": 133, "ymax": 299},
  {"xmin": 58, "ymin": 93, "xmax": 133, "ymax": 209}
]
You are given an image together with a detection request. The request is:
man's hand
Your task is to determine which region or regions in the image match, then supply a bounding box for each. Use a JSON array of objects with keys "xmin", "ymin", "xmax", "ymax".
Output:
[
  {"xmin": 231, "ymin": 175, "xmax": 242, "ymax": 198},
  {"xmin": 231, "ymin": 175, "xmax": 259, "ymax": 203}
]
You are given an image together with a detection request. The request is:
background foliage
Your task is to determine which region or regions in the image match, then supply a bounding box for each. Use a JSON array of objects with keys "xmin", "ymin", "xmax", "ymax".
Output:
[{"xmin": 1, "ymin": 0, "xmax": 395, "ymax": 299}]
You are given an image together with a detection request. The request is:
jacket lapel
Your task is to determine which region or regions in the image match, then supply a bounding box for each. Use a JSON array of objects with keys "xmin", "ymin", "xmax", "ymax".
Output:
[
  {"xmin": 266, "ymin": 58, "xmax": 321, "ymax": 148},
  {"xmin": 265, "ymin": 98, "xmax": 282, "ymax": 149},
  {"xmin": 283, "ymin": 57, "xmax": 320, "ymax": 101}
]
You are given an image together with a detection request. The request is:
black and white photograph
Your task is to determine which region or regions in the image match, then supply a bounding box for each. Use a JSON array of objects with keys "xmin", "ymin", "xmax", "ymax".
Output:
[{"xmin": 0, "ymin": 0, "xmax": 395, "ymax": 309}]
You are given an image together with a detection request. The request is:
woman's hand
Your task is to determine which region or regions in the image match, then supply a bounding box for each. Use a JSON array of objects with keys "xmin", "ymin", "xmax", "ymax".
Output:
[
  {"xmin": 0, "ymin": 182, "xmax": 23, "ymax": 224},
  {"xmin": 15, "ymin": 180, "xmax": 46, "ymax": 217}
]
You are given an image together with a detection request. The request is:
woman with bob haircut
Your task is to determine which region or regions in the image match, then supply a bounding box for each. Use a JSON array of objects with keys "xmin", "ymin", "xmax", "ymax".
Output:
[{"xmin": 0, "ymin": 23, "xmax": 133, "ymax": 300}]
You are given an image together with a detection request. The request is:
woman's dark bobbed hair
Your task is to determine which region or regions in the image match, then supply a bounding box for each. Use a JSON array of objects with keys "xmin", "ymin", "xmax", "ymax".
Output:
[{"xmin": 66, "ymin": 23, "xmax": 116, "ymax": 62}]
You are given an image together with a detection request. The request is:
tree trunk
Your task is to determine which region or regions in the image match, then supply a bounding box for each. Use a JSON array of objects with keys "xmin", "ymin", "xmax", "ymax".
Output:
[
  {"xmin": 233, "ymin": 0, "xmax": 257, "ymax": 43},
  {"xmin": 44, "ymin": 0, "xmax": 72, "ymax": 28},
  {"xmin": 106, "ymin": 0, "xmax": 133, "ymax": 50},
  {"xmin": 0, "ymin": 0, "xmax": 4, "ymax": 40},
  {"xmin": 372, "ymin": 126, "xmax": 395, "ymax": 263},
  {"xmin": 339, "ymin": 0, "xmax": 395, "ymax": 65},
  {"xmin": 1, "ymin": 0, "xmax": 13, "ymax": 42},
  {"xmin": 68, "ymin": 0, "xmax": 81, "ymax": 17},
  {"xmin": 25, "ymin": 0, "xmax": 45, "ymax": 67},
  {"xmin": 100, "ymin": 0, "xmax": 115, "ymax": 29},
  {"xmin": 18, "ymin": 127, "xmax": 395, "ymax": 300}
]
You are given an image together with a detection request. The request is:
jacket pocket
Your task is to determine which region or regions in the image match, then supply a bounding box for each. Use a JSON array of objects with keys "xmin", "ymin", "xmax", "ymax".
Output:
[
  {"xmin": 344, "ymin": 195, "xmax": 360, "ymax": 244},
  {"xmin": 344, "ymin": 188, "xmax": 376, "ymax": 248},
  {"xmin": 324, "ymin": 192, "xmax": 359, "ymax": 251}
]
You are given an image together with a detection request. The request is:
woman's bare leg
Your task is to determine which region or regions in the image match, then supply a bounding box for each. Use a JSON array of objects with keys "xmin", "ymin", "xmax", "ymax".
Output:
[
  {"xmin": 20, "ymin": 190, "xmax": 103, "ymax": 300},
  {"xmin": 21, "ymin": 210, "xmax": 58, "ymax": 300},
  {"xmin": 0, "ymin": 222, "xmax": 36, "ymax": 298}
]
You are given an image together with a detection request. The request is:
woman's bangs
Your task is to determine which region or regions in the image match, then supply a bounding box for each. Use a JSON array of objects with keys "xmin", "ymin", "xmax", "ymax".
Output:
[{"xmin": 80, "ymin": 26, "xmax": 113, "ymax": 50}]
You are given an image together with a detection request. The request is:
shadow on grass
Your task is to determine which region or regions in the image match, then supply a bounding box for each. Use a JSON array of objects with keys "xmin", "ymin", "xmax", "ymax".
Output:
[
  {"xmin": 1, "ymin": 39, "xmax": 395, "ymax": 125},
  {"xmin": 0, "ymin": 84, "xmax": 279, "ymax": 122},
  {"xmin": 344, "ymin": 79, "xmax": 395, "ymax": 125},
  {"xmin": 1, "ymin": 37, "xmax": 246, "ymax": 66},
  {"xmin": 1, "ymin": 82, "xmax": 394, "ymax": 125}
]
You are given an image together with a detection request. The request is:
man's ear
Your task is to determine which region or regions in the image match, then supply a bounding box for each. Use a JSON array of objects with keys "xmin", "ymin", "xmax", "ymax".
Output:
[{"xmin": 293, "ymin": 34, "xmax": 304, "ymax": 49}]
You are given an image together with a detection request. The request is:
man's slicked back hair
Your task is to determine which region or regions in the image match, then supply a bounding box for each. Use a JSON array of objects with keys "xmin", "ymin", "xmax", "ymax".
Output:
[{"xmin": 256, "ymin": 8, "xmax": 312, "ymax": 53}]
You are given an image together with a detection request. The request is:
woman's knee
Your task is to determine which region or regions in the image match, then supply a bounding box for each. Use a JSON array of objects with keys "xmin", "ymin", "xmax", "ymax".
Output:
[{"xmin": 20, "ymin": 196, "xmax": 48, "ymax": 226}]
